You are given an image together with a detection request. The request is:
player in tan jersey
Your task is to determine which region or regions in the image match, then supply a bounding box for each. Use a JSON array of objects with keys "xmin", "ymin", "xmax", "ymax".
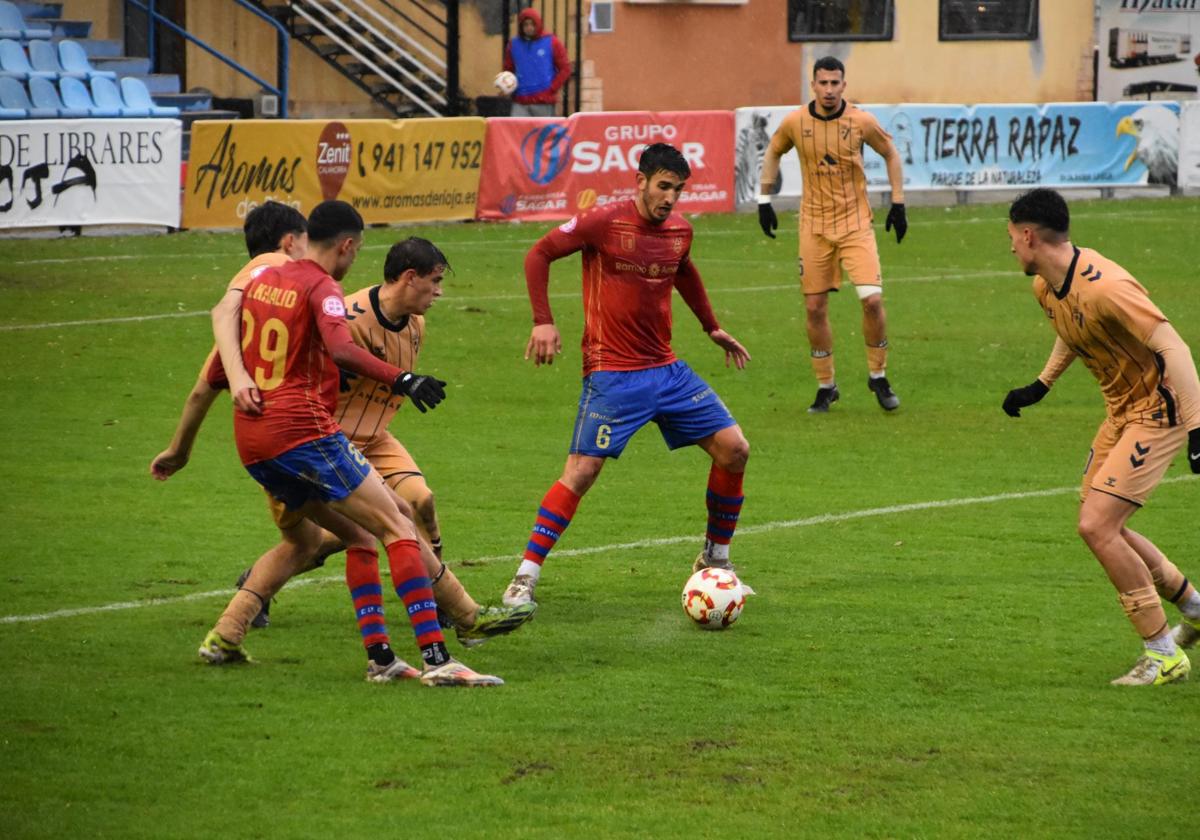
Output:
[
  {"xmin": 337, "ymin": 253, "xmax": 441, "ymax": 558},
  {"xmin": 1001, "ymin": 189, "xmax": 1200, "ymax": 686},
  {"xmin": 757, "ymin": 55, "xmax": 908, "ymax": 414}
]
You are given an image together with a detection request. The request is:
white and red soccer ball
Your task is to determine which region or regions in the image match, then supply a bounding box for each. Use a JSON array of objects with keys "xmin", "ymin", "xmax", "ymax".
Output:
[
  {"xmin": 493, "ymin": 71, "xmax": 518, "ymax": 95},
  {"xmin": 681, "ymin": 568, "xmax": 745, "ymax": 630}
]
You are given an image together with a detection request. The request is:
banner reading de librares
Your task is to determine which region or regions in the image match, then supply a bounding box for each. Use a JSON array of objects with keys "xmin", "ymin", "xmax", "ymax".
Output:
[
  {"xmin": 735, "ymin": 102, "xmax": 1182, "ymax": 201},
  {"xmin": 183, "ymin": 118, "xmax": 486, "ymax": 229},
  {"xmin": 0, "ymin": 119, "xmax": 181, "ymax": 229}
]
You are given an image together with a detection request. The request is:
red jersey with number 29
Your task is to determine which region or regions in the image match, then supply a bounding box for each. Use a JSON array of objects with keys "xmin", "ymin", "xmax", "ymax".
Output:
[{"xmin": 233, "ymin": 259, "xmax": 363, "ymax": 465}]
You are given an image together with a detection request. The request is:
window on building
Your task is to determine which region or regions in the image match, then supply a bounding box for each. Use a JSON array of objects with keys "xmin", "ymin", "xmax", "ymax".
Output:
[
  {"xmin": 940, "ymin": 0, "xmax": 1038, "ymax": 41},
  {"xmin": 787, "ymin": 0, "xmax": 894, "ymax": 42}
]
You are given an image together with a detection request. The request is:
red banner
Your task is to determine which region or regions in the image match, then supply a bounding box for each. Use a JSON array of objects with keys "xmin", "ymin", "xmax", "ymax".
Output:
[{"xmin": 475, "ymin": 111, "xmax": 734, "ymax": 221}]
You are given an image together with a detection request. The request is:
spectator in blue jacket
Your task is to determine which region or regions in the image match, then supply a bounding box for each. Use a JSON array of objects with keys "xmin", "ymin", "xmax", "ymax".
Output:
[{"xmin": 503, "ymin": 7, "xmax": 572, "ymax": 117}]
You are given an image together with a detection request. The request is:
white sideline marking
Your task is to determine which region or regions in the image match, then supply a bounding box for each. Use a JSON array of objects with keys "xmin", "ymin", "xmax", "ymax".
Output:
[
  {"xmin": 6, "ymin": 205, "xmax": 1192, "ymax": 267},
  {"xmin": 3, "ymin": 474, "xmax": 1193, "ymax": 626},
  {"xmin": 0, "ymin": 270, "xmax": 1008, "ymax": 333}
]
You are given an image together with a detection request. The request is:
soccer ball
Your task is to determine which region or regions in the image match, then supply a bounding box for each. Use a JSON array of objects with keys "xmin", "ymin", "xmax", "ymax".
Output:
[
  {"xmin": 681, "ymin": 568, "xmax": 745, "ymax": 630},
  {"xmin": 494, "ymin": 71, "xmax": 518, "ymax": 95}
]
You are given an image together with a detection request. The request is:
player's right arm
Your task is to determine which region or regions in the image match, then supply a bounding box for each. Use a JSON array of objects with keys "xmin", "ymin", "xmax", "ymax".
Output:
[
  {"xmin": 1003, "ymin": 337, "xmax": 1075, "ymax": 417},
  {"xmin": 523, "ymin": 214, "xmax": 596, "ymax": 366},
  {"xmin": 1146, "ymin": 321, "xmax": 1200, "ymax": 472},
  {"xmin": 149, "ymin": 364, "xmax": 222, "ymax": 480},
  {"xmin": 211, "ymin": 288, "xmax": 263, "ymax": 416},
  {"xmin": 756, "ymin": 118, "xmax": 797, "ymax": 239}
]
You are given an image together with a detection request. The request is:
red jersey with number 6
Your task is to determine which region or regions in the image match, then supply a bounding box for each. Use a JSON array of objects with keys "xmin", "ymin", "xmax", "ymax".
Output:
[
  {"xmin": 231, "ymin": 259, "xmax": 352, "ymax": 465},
  {"xmin": 525, "ymin": 200, "xmax": 720, "ymax": 376}
]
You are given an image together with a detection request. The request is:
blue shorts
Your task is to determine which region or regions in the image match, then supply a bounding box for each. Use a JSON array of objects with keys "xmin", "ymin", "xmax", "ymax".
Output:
[
  {"xmin": 569, "ymin": 361, "xmax": 736, "ymax": 458},
  {"xmin": 245, "ymin": 432, "xmax": 371, "ymax": 510}
]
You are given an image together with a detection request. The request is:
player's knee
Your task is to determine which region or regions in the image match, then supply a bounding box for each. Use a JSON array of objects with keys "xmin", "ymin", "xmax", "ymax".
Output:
[
  {"xmin": 412, "ymin": 486, "xmax": 437, "ymax": 525},
  {"xmin": 804, "ymin": 296, "xmax": 828, "ymax": 319},
  {"xmin": 723, "ymin": 435, "xmax": 750, "ymax": 470},
  {"xmin": 1077, "ymin": 509, "xmax": 1115, "ymax": 545}
]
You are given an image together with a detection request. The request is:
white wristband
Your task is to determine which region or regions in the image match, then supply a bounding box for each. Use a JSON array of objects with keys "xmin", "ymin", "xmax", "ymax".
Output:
[{"xmin": 756, "ymin": 194, "xmax": 772, "ymax": 205}]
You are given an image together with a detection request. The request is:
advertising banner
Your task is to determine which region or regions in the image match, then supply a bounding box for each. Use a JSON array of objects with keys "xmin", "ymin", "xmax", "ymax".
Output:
[
  {"xmin": 475, "ymin": 111, "xmax": 733, "ymax": 221},
  {"xmin": 0, "ymin": 119, "xmax": 181, "ymax": 229},
  {"xmin": 1097, "ymin": 0, "xmax": 1200, "ymax": 102},
  {"xmin": 1180, "ymin": 100, "xmax": 1200, "ymax": 187},
  {"xmin": 735, "ymin": 101, "xmax": 1182, "ymax": 198},
  {"xmin": 183, "ymin": 118, "xmax": 485, "ymax": 229}
]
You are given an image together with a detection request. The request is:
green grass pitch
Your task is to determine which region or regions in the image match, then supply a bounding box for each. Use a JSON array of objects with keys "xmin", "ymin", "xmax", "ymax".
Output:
[{"xmin": 1, "ymin": 198, "xmax": 1198, "ymax": 838}]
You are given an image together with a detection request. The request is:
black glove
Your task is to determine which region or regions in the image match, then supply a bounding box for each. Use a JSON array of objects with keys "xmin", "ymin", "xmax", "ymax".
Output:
[
  {"xmin": 1002, "ymin": 379, "xmax": 1049, "ymax": 418},
  {"xmin": 1188, "ymin": 428, "xmax": 1200, "ymax": 474},
  {"xmin": 392, "ymin": 371, "xmax": 447, "ymax": 413},
  {"xmin": 757, "ymin": 200, "xmax": 777, "ymax": 239},
  {"xmin": 885, "ymin": 203, "xmax": 907, "ymax": 244}
]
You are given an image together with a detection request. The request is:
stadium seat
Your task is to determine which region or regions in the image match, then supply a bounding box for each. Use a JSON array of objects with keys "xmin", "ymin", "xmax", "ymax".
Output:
[
  {"xmin": 57, "ymin": 38, "xmax": 115, "ymax": 80},
  {"xmin": 0, "ymin": 75, "xmax": 52, "ymax": 117},
  {"xmin": 28, "ymin": 38, "xmax": 71, "ymax": 78},
  {"xmin": 60, "ymin": 75, "xmax": 118, "ymax": 116},
  {"xmin": 29, "ymin": 74, "xmax": 86, "ymax": 116},
  {"xmin": 120, "ymin": 76, "xmax": 179, "ymax": 117},
  {"xmin": 91, "ymin": 76, "xmax": 147, "ymax": 117},
  {"xmin": 0, "ymin": 1, "xmax": 52, "ymax": 40},
  {"xmin": 0, "ymin": 37, "xmax": 53, "ymax": 80}
]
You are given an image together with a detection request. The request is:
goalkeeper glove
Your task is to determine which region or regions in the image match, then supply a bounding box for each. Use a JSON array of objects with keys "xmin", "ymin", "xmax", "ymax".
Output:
[
  {"xmin": 1188, "ymin": 428, "xmax": 1200, "ymax": 474},
  {"xmin": 885, "ymin": 203, "xmax": 907, "ymax": 244},
  {"xmin": 392, "ymin": 371, "xmax": 447, "ymax": 413},
  {"xmin": 757, "ymin": 195, "xmax": 777, "ymax": 239},
  {"xmin": 1002, "ymin": 379, "xmax": 1049, "ymax": 418}
]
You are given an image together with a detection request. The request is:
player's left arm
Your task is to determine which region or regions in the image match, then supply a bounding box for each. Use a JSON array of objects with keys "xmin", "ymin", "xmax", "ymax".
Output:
[
  {"xmin": 674, "ymin": 256, "xmax": 750, "ymax": 369},
  {"xmin": 549, "ymin": 36, "xmax": 572, "ymax": 93},
  {"xmin": 863, "ymin": 117, "xmax": 907, "ymax": 243},
  {"xmin": 1146, "ymin": 321, "xmax": 1200, "ymax": 471}
]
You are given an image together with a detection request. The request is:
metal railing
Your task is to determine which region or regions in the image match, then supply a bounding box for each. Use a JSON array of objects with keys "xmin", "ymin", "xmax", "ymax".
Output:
[
  {"xmin": 289, "ymin": 0, "xmax": 458, "ymax": 116},
  {"xmin": 125, "ymin": 0, "xmax": 290, "ymax": 117}
]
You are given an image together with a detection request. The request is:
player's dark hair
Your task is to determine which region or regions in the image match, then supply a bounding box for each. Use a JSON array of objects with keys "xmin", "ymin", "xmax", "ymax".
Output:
[
  {"xmin": 306, "ymin": 200, "xmax": 364, "ymax": 245},
  {"xmin": 813, "ymin": 56, "xmax": 845, "ymax": 78},
  {"xmin": 1009, "ymin": 189, "xmax": 1070, "ymax": 236},
  {"xmin": 637, "ymin": 143, "xmax": 691, "ymax": 180},
  {"xmin": 383, "ymin": 237, "xmax": 451, "ymax": 281},
  {"xmin": 243, "ymin": 201, "xmax": 306, "ymax": 258}
]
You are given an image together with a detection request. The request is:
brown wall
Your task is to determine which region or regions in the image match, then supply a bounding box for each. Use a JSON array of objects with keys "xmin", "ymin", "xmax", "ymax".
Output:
[
  {"xmin": 586, "ymin": 0, "xmax": 805, "ymax": 111},
  {"xmin": 587, "ymin": 0, "xmax": 1095, "ymax": 111},
  {"xmin": 60, "ymin": 0, "xmax": 121, "ymax": 41}
]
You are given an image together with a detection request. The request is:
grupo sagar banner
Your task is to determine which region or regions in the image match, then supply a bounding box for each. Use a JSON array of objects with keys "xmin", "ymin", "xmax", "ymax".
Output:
[{"xmin": 475, "ymin": 111, "xmax": 734, "ymax": 221}]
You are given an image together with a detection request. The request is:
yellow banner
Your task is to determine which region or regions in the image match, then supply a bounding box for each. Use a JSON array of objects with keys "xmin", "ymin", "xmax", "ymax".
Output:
[{"xmin": 183, "ymin": 118, "xmax": 485, "ymax": 229}]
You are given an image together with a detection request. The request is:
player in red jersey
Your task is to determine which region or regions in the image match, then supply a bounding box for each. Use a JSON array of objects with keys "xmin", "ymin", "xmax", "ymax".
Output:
[
  {"xmin": 201, "ymin": 200, "xmax": 500, "ymax": 687},
  {"xmin": 502, "ymin": 143, "xmax": 752, "ymax": 607}
]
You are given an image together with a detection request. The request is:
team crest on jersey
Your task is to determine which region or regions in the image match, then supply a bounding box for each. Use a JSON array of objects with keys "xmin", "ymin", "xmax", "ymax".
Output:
[
  {"xmin": 621, "ymin": 232, "xmax": 635, "ymax": 252},
  {"xmin": 323, "ymin": 296, "xmax": 346, "ymax": 317},
  {"xmin": 1072, "ymin": 308, "xmax": 1084, "ymax": 328},
  {"xmin": 672, "ymin": 237, "xmax": 684, "ymax": 254}
]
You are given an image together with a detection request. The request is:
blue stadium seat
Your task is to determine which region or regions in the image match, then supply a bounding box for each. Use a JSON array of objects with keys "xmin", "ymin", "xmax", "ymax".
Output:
[
  {"xmin": 91, "ymin": 75, "xmax": 146, "ymax": 117},
  {"xmin": 28, "ymin": 74, "xmax": 85, "ymax": 116},
  {"xmin": 28, "ymin": 37, "xmax": 70, "ymax": 77},
  {"xmin": 60, "ymin": 75, "xmax": 118, "ymax": 116},
  {"xmin": 120, "ymin": 76, "xmax": 179, "ymax": 117},
  {"xmin": 0, "ymin": 74, "xmax": 52, "ymax": 116},
  {"xmin": 57, "ymin": 38, "xmax": 115, "ymax": 80},
  {"xmin": 0, "ymin": 1, "xmax": 51, "ymax": 40},
  {"xmin": 0, "ymin": 37, "xmax": 53, "ymax": 80}
]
